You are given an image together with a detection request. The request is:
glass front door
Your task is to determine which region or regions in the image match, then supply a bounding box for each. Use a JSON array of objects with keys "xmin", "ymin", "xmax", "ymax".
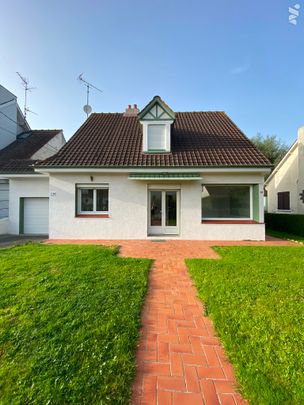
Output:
[{"xmin": 148, "ymin": 190, "xmax": 179, "ymax": 235}]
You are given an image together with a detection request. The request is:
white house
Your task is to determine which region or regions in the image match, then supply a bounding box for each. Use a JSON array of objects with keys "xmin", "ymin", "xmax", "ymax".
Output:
[
  {"xmin": 31, "ymin": 96, "xmax": 271, "ymax": 241},
  {"xmin": 265, "ymin": 127, "xmax": 304, "ymax": 214}
]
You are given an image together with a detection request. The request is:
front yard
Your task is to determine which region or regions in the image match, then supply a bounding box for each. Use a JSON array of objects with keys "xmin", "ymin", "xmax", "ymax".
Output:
[
  {"xmin": 0, "ymin": 244, "xmax": 150, "ymax": 404},
  {"xmin": 187, "ymin": 246, "xmax": 304, "ymax": 404}
]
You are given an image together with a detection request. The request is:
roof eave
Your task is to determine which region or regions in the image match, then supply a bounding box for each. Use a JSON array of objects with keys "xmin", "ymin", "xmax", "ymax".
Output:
[{"xmin": 35, "ymin": 165, "xmax": 272, "ymax": 174}]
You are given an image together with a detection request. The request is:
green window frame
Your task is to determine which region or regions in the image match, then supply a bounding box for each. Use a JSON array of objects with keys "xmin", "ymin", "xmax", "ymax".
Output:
[{"xmin": 202, "ymin": 184, "xmax": 252, "ymax": 220}]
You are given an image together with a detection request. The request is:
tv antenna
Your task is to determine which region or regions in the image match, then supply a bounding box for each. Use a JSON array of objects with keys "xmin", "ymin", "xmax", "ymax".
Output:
[
  {"xmin": 16, "ymin": 72, "xmax": 37, "ymax": 119},
  {"xmin": 78, "ymin": 73, "xmax": 102, "ymax": 118}
]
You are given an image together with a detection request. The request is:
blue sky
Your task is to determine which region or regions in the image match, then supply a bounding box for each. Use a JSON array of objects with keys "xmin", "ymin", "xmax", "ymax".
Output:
[{"xmin": 0, "ymin": 0, "xmax": 303, "ymax": 144}]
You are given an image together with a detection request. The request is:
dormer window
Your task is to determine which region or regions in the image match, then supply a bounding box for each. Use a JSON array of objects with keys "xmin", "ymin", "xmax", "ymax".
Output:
[
  {"xmin": 148, "ymin": 124, "xmax": 166, "ymax": 151},
  {"xmin": 138, "ymin": 96, "xmax": 175, "ymax": 153}
]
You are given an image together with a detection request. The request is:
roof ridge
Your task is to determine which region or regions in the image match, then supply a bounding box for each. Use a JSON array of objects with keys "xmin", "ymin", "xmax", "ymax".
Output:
[
  {"xmin": 30, "ymin": 129, "xmax": 62, "ymax": 132},
  {"xmin": 91, "ymin": 111, "xmax": 226, "ymax": 116}
]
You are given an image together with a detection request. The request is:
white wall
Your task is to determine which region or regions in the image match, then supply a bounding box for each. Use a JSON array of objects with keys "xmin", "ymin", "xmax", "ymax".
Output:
[
  {"xmin": 49, "ymin": 173, "xmax": 147, "ymax": 239},
  {"xmin": 8, "ymin": 177, "xmax": 49, "ymax": 234},
  {"xmin": 266, "ymin": 145, "xmax": 298, "ymax": 213},
  {"xmin": 49, "ymin": 171, "xmax": 265, "ymax": 240},
  {"xmin": 297, "ymin": 128, "xmax": 304, "ymax": 214},
  {"xmin": 0, "ymin": 217, "xmax": 8, "ymax": 235},
  {"xmin": 31, "ymin": 132, "xmax": 66, "ymax": 160}
]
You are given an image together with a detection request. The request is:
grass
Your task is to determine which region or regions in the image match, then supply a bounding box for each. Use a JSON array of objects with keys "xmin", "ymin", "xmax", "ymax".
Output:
[
  {"xmin": 187, "ymin": 246, "xmax": 304, "ymax": 405},
  {"xmin": 0, "ymin": 243, "xmax": 151, "ymax": 405},
  {"xmin": 266, "ymin": 228, "xmax": 304, "ymax": 243}
]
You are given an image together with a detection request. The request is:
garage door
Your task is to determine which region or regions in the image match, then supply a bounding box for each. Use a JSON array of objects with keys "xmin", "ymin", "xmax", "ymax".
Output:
[{"xmin": 24, "ymin": 198, "xmax": 49, "ymax": 234}]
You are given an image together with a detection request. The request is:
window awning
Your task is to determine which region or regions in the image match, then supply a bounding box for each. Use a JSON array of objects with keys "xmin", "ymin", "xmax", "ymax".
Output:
[{"xmin": 128, "ymin": 172, "xmax": 202, "ymax": 180}]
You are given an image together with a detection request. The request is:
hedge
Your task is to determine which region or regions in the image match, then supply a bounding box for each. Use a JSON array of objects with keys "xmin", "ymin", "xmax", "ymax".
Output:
[{"xmin": 265, "ymin": 213, "xmax": 304, "ymax": 237}]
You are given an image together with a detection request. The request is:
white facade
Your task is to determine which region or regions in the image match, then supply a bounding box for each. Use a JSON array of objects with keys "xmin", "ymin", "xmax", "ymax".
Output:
[
  {"xmin": 0, "ymin": 85, "xmax": 30, "ymax": 150},
  {"xmin": 266, "ymin": 127, "xmax": 304, "ymax": 214},
  {"xmin": 45, "ymin": 170, "xmax": 266, "ymax": 240}
]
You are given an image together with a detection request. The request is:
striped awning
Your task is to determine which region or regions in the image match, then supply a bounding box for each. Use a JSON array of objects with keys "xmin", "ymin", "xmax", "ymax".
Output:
[{"xmin": 128, "ymin": 172, "xmax": 202, "ymax": 180}]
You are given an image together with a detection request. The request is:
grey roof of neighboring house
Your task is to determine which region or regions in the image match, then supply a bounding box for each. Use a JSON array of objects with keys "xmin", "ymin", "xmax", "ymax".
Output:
[{"xmin": 0, "ymin": 130, "xmax": 62, "ymax": 174}]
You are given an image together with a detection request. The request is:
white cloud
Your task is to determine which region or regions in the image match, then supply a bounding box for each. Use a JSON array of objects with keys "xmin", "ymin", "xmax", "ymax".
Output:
[{"xmin": 230, "ymin": 63, "xmax": 251, "ymax": 75}]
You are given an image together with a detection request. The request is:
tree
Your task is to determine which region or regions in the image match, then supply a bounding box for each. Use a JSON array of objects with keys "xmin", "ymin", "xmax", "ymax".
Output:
[{"xmin": 251, "ymin": 133, "xmax": 289, "ymax": 166}]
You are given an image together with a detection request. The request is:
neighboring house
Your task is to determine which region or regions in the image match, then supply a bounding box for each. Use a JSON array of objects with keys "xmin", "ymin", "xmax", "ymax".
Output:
[
  {"xmin": 0, "ymin": 85, "xmax": 30, "ymax": 149},
  {"xmin": 32, "ymin": 96, "xmax": 271, "ymax": 240},
  {"xmin": 265, "ymin": 127, "xmax": 304, "ymax": 214},
  {"xmin": 0, "ymin": 84, "xmax": 65, "ymax": 235},
  {"xmin": 0, "ymin": 84, "xmax": 30, "ymax": 219},
  {"xmin": 0, "ymin": 129, "xmax": 65, "ymax": 234}
]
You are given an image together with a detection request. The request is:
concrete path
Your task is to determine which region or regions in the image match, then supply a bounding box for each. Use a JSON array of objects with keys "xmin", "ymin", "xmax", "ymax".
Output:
[
  {"xmin": 47, "ymin": 238, "xmax": 295, "ymax": 404},
  {"xmin": 0, "ymin": 234, "xmax": 47, "ymax": 249}
]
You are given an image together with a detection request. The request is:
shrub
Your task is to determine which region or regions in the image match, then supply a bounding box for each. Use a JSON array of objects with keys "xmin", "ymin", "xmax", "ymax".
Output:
[{"xmin": 265, "ymin": 213, "xmax": 304, "ymax": 236}]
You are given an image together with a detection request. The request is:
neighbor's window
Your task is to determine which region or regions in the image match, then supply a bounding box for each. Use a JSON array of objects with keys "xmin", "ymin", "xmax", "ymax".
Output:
[
  {"xmin": 148, "ymin": 124, "xmax": 166, "ymax": 151},
  {"xmin": 277, "ymin": 191, "xmax": 290, "ymax": 210},
  {"xmin": 77, "ymin": 186, "xmax": 109, "ymax": 214},
  {"xmin": 202, "ymin": 185, "xmax": 251, "ymax": 219}
]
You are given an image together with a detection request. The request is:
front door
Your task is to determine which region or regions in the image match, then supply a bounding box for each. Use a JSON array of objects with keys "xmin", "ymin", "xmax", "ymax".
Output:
[{"xmin": 148, "ymin": 190, "xmax": 179, "ymax": 235}]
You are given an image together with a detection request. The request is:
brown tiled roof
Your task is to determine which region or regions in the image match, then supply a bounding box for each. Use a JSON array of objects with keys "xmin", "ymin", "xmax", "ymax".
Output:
[
  {"xmin": 39, "ymin": 112, "xmax": 271, "ymax": 168},
  {"xmin": 0, "ymin": 130, "xmax": 62, "ymax": 174}
]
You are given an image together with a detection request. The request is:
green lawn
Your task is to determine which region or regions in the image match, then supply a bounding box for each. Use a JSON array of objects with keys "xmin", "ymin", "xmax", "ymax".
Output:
[
  {"xmin": 187, "ymin": 246, "xmax": 304, "ymax": 405},
  {"xmin": 0, "ymin": 243, "xmax": 151, "ymax": 405},
  {"xmin": 267, "ymin": 229, "xmax": 304, "ymax": 244}
]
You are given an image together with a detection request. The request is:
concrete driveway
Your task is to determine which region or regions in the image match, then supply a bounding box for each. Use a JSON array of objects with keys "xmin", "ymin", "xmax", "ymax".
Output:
[{"xmin": 0, "ymin": 235, "xmax": 48, "ymax": 249}]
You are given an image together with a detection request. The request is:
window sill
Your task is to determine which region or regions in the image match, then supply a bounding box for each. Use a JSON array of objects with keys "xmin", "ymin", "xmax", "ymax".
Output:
[
  {"xmin": 76, "ymin": 214, "xmax": 109, "ymax": 218},
  {"xmin": 143, "ymin": 150, "xmax": 170, "ymax": 154},
  {"xmin": 201, "ymin": 220, "xmax": 259, "ymax": 224}
]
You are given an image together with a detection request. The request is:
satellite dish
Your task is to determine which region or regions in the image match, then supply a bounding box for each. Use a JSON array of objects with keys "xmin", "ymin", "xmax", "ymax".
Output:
[{"xmin": 83, "ymin": 104, "xmax": 92, "ymax": 115}]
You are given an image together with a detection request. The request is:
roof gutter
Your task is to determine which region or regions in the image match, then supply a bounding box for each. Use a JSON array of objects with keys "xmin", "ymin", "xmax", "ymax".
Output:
[
  {"xmin": 35, "ymin": 166, "xmax": 272, "ymax": 174},
  {"xmin": 0, "ymin": 173, "xmax": 48, "ymax": 178}
]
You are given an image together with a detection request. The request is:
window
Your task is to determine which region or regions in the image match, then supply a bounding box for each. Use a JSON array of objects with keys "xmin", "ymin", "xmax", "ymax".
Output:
[
  {"xmin": 202, "ymin": 185, "xmax": 251, "ymax": 219},
  {"xmin": 277, "ymin": 191, "xmax": 290, "ymax": 210},
  {"xmin": 77, "ymin": 185, "xmax": 109, "ymax": 214},
  {"xmin": 148, "ymin": 124, "xmax": 166, "ymax": 151}
]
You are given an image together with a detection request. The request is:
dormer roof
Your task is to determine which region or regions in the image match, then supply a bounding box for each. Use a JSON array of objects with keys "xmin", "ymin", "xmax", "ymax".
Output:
[{"xmin": 138, "ymin": 96, "xmax": 175, "ymax": 121}]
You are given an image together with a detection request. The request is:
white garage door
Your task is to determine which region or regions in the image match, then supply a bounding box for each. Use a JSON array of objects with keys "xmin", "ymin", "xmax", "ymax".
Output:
[{"xmin": 24, "ymin": 198, "xmax": 49, "ymax": 234}]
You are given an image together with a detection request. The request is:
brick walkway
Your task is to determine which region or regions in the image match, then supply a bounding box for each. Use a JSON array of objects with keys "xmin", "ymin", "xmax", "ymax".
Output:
[{"xmin": 47, "ymin": 238, "xmax": 295, "ymax": 404}]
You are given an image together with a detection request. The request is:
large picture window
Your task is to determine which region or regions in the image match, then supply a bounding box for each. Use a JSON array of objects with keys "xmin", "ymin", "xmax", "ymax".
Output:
[
  {"xmin": 77, "ymin": 185, "xmax": 109, "ymax": 214},
  {"xmin": 202, "ymin": 185, "xmax": 251, "ymax": 219}
]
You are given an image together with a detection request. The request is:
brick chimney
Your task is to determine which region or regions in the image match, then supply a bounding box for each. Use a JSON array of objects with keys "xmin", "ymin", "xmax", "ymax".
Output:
[{"xmin": 123, "ymin": 104, "xmax": 139, "ymax": 117}]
